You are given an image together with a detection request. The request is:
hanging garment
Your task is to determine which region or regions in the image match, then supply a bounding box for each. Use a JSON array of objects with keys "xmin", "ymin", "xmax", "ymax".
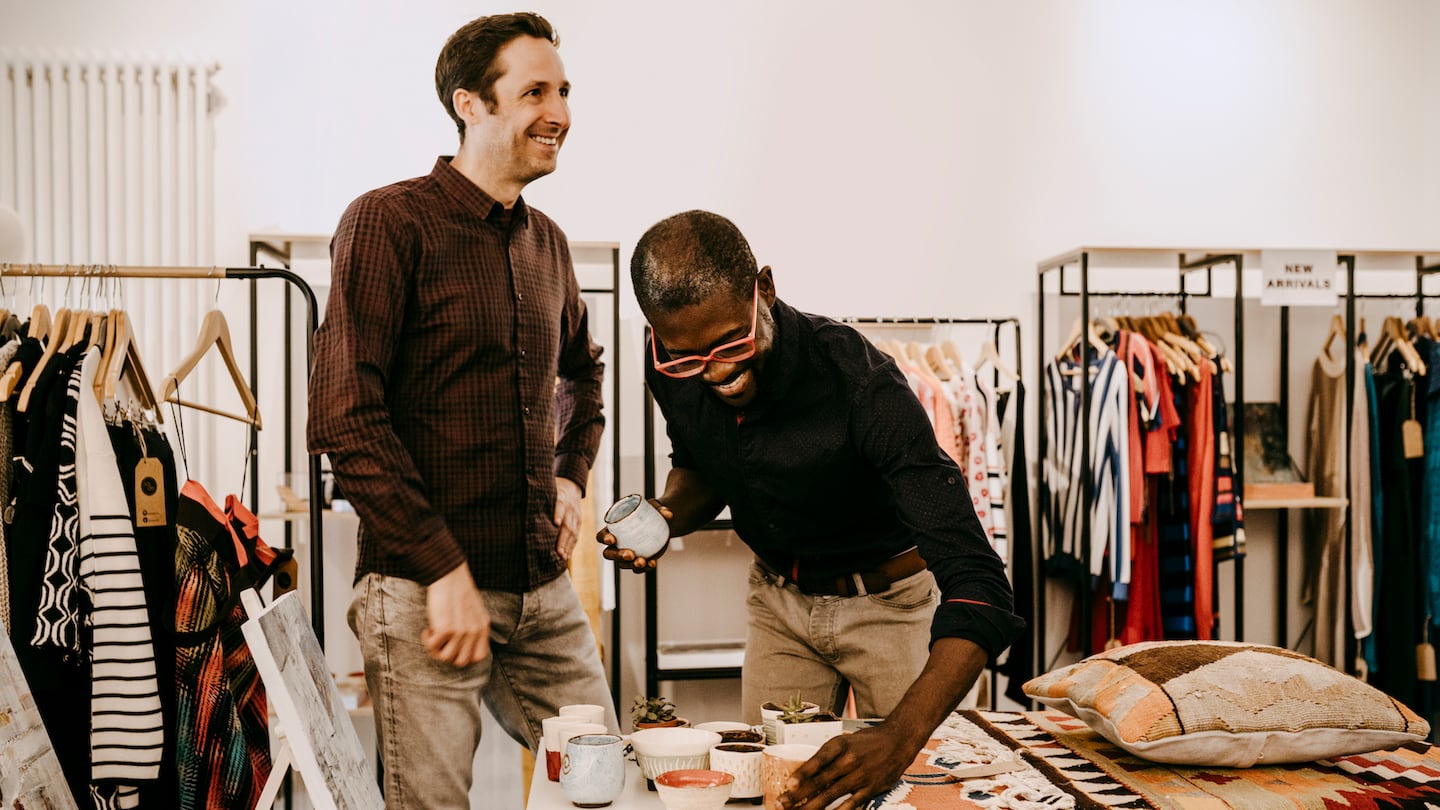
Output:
[
  {"xmin": 1210, "ymin": 363, "xmax": 1245, "ymax": 563},
  {"xmin": 174, "ymin": 479, "xmax": 276, "ymax": 810},
  {"xmin": 1158, "ymin": 376, "xmax": 1196, "ymax": 640},
  {"xmin": 1302, "ymin": 350, "xmax": 1347, "ymax": 667},
  {"xmin": 1350, "ymin": 350, "xmax": 1376, "ymax": 656},
  {"xmin": 31, "ymin": 358, "xmax": 84, "ymax": 658},
  {"xmin": 1362, "ymin": 362, "xmax": 1383, "ymax": 676},
  {"xmin": 972, "ymin": 370, "xmax": 1009, "ymax": 560},
  {"xmin": 1422, "ymin": 338, "xmax": 1440, "ymax": 642},
  {"xmin": 1121, "ymin": 336, "xmax": 1168, "ymax": 645},
  {"xmin": 1373, "ymin": 360, "xmax": 1420, "ymax": 708},
  {"xmin": 109, "ymin": 418, "xmax": 182, "ymax": 808},
  {"xmin": 1186, "ymin": 360, "xmax": 1216, "ymax": 640},
  {"xmin": 997, "ymin": 382, "xmax": 1035, "ymax": 706},
  {"xmin": 75, "ymin": 347, "xmax": 166, "ymax": 806},
  {"xmin": 0, "ymin": 335, "xmax": 20, "ymax": 634}
]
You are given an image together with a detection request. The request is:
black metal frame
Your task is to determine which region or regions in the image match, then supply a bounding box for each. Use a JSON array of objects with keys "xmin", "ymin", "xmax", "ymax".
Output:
[
  {"xmin": 1036, "ymin": 250, "xmax": 1241, "ymax": 664},
  {"xmin": 640, "ymin": 315, "xmax": 1024, "ymax": 700}
]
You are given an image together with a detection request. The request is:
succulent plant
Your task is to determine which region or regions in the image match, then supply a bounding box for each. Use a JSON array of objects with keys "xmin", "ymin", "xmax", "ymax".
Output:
[
  {"xmin": 777, "ymin": 692, "xmax": 823, "ymax": 724},
  {"xmin": 631, "ymin": 695, "xmax": 677, "ymax": 726}
]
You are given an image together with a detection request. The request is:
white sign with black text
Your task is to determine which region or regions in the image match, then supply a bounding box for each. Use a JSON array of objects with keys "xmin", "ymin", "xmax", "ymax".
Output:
[{"xmin": 1260, "ymin": 250, "xmax": 1339, "ymax": 306}]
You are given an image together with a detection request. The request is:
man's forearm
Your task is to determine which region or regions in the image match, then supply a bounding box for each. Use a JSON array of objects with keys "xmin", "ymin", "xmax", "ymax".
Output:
[
  {"xmin": 657, "ymin": 467, "xmax": 726, "ymax": 536},
  {"xmin": 882, "ymin": 637, "xmax": 988, "ymax": 746}
]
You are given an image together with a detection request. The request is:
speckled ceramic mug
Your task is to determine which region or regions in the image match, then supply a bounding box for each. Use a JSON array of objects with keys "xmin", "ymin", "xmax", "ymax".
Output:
[{"xmin": 560, "ymin": 734, "xmax": 628, "ymax": 808}]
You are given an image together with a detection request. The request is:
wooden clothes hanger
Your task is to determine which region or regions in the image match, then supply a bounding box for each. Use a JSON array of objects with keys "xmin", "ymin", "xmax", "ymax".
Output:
[
  {"xmin": 940, "ymin": 339, "xmax": 965, "ymax": 371},
  {"xmin": 1321, "ymin": 314, "xmax": 1346, "ymax": 362},
  {"xmin": 923, "ymin": 343, "xmax": 953, "ymax": 381},
  {"xmin": 16, "ymin": 307, "xmax": 73, "ymax": 411},
  {"xmin": 97, "ymin": 310, "xmax": 163, "ymax": 420},
  {"xmin": 1056, "ymin": 317, "xmax": 1110, "ymax": 365},
  {"xmin": 158, "ymin": 309, "xmax": 262, "ymax": 428},
  {"xmin": 974, "ymin": 339, "xmax": 1019, "ymax": 383}
]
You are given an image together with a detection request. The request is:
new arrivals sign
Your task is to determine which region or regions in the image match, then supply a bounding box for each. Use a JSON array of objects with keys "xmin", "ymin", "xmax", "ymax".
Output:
[{"xmin": 1260, "ymin": 250, "xmax": 1339, "ymax": 306}]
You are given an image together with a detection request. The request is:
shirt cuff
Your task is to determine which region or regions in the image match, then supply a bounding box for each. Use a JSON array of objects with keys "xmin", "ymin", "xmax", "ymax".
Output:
[
  {"xmin": 554, "ymin": 454, "xmax": 591, "ymax": 498},
  {"xmin": 406, "ymin": 525, "xmax": 469, "ymax": 586},
  {"xmin": 930, "ymin": 599, "xmax": 1027, "ymax": 663}
]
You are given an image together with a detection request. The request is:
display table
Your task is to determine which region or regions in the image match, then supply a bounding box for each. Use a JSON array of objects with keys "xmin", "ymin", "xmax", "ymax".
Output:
[{"xmin": 527, "ymin": 710, "xmax": 1440, "ymax": 809}]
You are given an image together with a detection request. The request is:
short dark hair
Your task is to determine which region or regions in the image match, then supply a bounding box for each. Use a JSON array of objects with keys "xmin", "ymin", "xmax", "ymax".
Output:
[
  {"xmin": 435, "ymin": 12, "xmax": 559, "ymax": 141},
  {"xmin": 631, "ymin": 211, "xmax": 758, "ymax": 315}
]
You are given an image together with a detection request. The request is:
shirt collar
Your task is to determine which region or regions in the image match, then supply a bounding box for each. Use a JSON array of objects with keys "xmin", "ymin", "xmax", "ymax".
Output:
[
  {"xmin": 748, "ymin": 297, "xmax": 803, "ymax": 412},
  {"xmin": 431, "ymin": 156, "xmax": 529, "ymax": 228}
]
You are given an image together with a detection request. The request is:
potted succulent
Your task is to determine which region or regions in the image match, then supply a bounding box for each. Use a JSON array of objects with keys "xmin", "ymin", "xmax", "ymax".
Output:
[
  {"xmin": 772, "ymin": 693, "xmax": 843, "ymax": 747},
  {"xmin": 632, "ymin": 695, "xmax": 687, "ymax": 729},
  {"xmin": 760, "ymin": 694, "xmax": 818, "ymax": 744}
]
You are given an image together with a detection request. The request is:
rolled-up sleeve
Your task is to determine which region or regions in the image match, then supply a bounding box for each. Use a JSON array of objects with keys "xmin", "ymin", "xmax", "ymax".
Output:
[
  {"xmin": 851, "ymin": 365, "xmax": 1025, "ymax": 660},
  {"xmin": 307, "ymin": 193, "xmax": 465, "ymax": 584}
]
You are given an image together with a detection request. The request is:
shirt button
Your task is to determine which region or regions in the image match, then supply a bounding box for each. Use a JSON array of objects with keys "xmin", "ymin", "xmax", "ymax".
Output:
[
  {"xmin": 519, "ymin": 348, "xmax": 526, "ymax": 359},
  {"xmin": 524, "ymin": 406, "xmax": 531, "ymax": 415},
  {"xmin": 517, "ymin": 292, "xmax": 524, "ymax": 301},
  {"xmin": 947, "ymin": 476, "xmax": 957, "ymax": 485}
]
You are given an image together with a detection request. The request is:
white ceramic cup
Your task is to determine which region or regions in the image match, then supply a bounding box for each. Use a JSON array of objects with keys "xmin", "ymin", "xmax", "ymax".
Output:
[
  {"xmin": 603, "ymin": 494, "xmax": 669, "ymax": 558},
  {"xmin": 559, "ymin": 703, "xmax": 607, "ymax": 727},
  {"xmin": 711, "ymin": 742, "xmax": 765, "ymax": 800}
]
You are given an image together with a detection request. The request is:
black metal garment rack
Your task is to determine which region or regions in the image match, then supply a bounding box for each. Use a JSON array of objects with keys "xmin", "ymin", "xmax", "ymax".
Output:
[
  {"xmin": 2, "ymin": 261, "xmax": 326, "ymax": 642},
  {"xmin": 640, "ymin": 314, "xmax": 1024, "ymax": 709},
  {"xmin": 1035, "ymin": 249, "xmax": 1238, "ymax": 666}
]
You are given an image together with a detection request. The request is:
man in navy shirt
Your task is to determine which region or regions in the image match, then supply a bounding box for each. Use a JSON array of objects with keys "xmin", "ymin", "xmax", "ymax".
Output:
[{"xmin": 602, "ymin": 210, "xmax": 1022, "ymax": 809}]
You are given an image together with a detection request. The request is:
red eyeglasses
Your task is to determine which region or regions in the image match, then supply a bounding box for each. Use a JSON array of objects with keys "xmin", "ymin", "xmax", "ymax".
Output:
[{"xmin": 651, "ymin": 282, "xmax": 759, "ymax": 378}]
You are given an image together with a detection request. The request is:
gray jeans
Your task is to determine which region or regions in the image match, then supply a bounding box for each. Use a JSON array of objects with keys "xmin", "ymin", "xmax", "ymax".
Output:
[
  {"xmin": 740, "ymin": 562, "xmax": 937, "ymax": 724},
  {"xmin": 348, "ymin": 572, "xmax": 617, "ymax": 810}
]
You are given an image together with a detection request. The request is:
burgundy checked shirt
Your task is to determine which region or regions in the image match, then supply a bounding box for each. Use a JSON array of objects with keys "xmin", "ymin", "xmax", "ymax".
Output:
[{"xmin": 308, "ymin": 157, "xmax": 605, "ymax": 592}]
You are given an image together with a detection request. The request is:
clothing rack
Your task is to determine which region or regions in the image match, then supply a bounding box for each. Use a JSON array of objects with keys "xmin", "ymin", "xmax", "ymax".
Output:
[
  {"xmin": 640, "ymin": 314, "xmax": 1025, "ymax": 709},
  {"xmin": 0, "ymin": 262, "xmax": 326, "ymax": 642},
  {"xmin": 1036, "ymin": 249, "xmax": 1240, "ymax": 666}
]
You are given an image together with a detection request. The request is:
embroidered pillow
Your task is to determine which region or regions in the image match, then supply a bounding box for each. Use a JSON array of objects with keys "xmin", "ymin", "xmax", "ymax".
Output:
[{"xmin": 1023, "ymin": 640, "xmax": 1430, "ymax": 767}]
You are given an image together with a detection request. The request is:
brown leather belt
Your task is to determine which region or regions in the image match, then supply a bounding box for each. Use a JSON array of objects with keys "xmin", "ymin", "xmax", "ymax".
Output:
[{"xmin": 755, "ymin": 547, "xmax": 927, "ymax": 597}]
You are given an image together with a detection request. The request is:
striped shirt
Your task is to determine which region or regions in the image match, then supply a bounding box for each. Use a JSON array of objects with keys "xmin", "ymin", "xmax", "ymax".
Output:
[{"xmin": 75, "ymin": 348, "xmax": 164, "ymax": 785}]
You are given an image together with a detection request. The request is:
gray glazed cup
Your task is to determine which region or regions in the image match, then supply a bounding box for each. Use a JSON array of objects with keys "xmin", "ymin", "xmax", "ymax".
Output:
[
  {"xmin": 560, "ymin": 733, "xmax": 628, "ymax": 808},
  {"xmin": 603, "ymin": 494, "xmax": 669, "ymax": 558}
]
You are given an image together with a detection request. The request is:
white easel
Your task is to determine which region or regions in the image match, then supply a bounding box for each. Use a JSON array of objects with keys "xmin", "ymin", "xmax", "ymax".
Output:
[{"xmin": 240, "ymin": 589, "xmax": 384, "ymax": 810}]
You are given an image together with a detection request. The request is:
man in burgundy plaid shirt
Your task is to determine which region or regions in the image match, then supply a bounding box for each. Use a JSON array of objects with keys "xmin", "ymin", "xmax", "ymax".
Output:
[{"xmin": 308, "ymin": 12, "xmax": 617, "ymax": 807}]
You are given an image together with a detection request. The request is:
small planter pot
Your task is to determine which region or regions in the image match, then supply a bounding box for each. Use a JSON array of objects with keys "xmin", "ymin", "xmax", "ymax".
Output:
[
  {"xmin": 634, "ymin": 716, "xmax": 688, "ymax": 731},
  {"xmin": 760, "ymin": 702, "xmax": 817, "ymax": 745},
  {"xmin": 775, "ymin": 714, "xmax": 843, "ymax": 747}
]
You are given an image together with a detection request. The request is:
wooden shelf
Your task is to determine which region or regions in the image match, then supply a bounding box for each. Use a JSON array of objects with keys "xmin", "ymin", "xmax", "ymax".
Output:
[
  {"xmin": 1245, "ymin": 496, "xmax": 1348, "ymax": 511},
  {"xmin": 258, "ymin": 509, "xmax": 360, "ymax": 523}
]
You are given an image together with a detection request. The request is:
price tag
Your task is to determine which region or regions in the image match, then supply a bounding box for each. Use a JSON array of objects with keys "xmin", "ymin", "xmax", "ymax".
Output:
[{"xmin": 135, "ymin": 457, "xmax": 167, "ymax": 527}]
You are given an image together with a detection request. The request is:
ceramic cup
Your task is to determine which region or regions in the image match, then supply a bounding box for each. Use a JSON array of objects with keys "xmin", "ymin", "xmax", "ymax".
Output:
[
  {"xmin": 560, "ymin": 733, "xmax": 627, "ymax": 808},
  {"xmin": 711, "ymin": 742, "xmax": 765, "ymax": 800},
  {"xmin": 559, "ymin": 703, "xmax": 608, "ymax": 727},
  {"xmin": 762, "ymin": 743, "xmax": 819, "ymax": 810},
  {"xmin": 603, "ymin": 494, "xmax": 669, "ymax": 558},
  {"xmin": 543, "ymin": 716, "xmax": 599, "ymax": 781}
]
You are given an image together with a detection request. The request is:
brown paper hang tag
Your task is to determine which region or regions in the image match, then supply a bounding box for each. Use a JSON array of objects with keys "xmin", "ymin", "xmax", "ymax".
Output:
[
  {"xmin": 1404, "ymin": 419, "xmax": 1425, "ymax": 459},
  {"xmin": 1418, "ymin": 643, "xmax": 1437, "ymax": 682},
  {"xmin": 134, "ymin": 457, "xmax": 168, "ymax": 527}
]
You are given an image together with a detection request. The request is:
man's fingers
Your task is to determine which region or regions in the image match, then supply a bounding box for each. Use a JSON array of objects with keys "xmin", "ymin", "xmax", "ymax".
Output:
[{"xmin": 597, "ymin": 529, "xmax": 617, "ymax": 546}]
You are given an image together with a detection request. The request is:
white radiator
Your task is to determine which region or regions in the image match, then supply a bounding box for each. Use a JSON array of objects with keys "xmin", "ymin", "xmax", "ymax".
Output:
[{"xmin": 1, "ymin": 52, "xmax": 240, "ymax": 490}]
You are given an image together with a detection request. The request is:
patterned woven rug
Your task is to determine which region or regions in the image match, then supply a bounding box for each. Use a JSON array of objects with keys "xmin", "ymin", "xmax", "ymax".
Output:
[{"xmin": 863, "ymin": 710, "xmax": 1440, "ymax": 810}]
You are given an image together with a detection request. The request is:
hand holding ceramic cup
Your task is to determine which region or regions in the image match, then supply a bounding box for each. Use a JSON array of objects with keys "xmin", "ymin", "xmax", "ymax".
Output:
[
  {"xmin": 762, "ymin": 743, "xmax": 819, "ymax": 810},
  {"xmin": 560, "ymin": 733, "xmax": 628, "ymax": 808},
  {"xmin": 600, "ymin": 494, "xmax": 670, "ymax": 569}
]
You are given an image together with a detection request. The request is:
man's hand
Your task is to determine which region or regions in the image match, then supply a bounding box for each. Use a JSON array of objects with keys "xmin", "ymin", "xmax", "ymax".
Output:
[
  {"xmin": 779, "ymin": 723, "xmax": 923, "ymax": 810},
  {"xmin": 597, "ymin": 499, "xmax": 673, "ymax": 574},
  {"xmin": 554, "ymin": 477, "xmax": 583, "ymax": 561},
  {"xmin": 421, "ymin": 563, "xmax": 491, "ymax": 667}
]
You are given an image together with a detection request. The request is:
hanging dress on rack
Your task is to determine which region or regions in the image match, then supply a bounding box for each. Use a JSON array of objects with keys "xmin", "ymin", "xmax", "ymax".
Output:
[
  {"xmin": 173, "ymin": 478, "xmax": 280, "ymax": 810},
  {"xmin": 1372, "ymin": 354, "xmax": 1421, "ymax": 708}
]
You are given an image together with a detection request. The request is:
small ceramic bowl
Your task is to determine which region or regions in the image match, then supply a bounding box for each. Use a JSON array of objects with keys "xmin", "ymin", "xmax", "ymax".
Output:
[
  {"xmin": 630, "ymin": 727, "xmax": 722, "ymax": 759},
  {"xmin": 635, "ymin": 751, "xmax": 711, "ymax": 782},
  {"xmin": 654, "ymin": 769, "xmax": 734, "ymax": 810}
]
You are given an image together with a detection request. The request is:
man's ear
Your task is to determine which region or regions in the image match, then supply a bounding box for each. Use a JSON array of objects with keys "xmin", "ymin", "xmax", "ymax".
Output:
[
  {"xmin": 453, "ymin": 87, "xmax": 483, "ymax": 130},
  {"xmin": 758, "ymin": 265, "xmax": 777, "ymax": 306}
]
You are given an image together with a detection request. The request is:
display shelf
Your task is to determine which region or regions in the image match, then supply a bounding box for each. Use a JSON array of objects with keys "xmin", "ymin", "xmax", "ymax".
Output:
[
  {"xmin": 1245, "ymin": 496, "xmax": 1348, "ymax": 511},
  {"xmin": 258, "ymin": 509, "xmax": 361, "ymax": 524}
]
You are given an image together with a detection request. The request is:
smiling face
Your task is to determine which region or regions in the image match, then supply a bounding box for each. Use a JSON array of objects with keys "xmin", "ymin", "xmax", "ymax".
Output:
[
  {"xmin": 648, "ymin": 269, "xmax": 777, "ymax": 409},
  {"xmin": 460, "ymin": 35, "xmax": 570, "ymax": 197}
]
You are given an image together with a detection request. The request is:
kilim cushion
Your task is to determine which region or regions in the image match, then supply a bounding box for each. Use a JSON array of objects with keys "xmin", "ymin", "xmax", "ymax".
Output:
[{"xmin": 1022, "ymin": 640, "xmax": 1430, "ymax": 767}]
